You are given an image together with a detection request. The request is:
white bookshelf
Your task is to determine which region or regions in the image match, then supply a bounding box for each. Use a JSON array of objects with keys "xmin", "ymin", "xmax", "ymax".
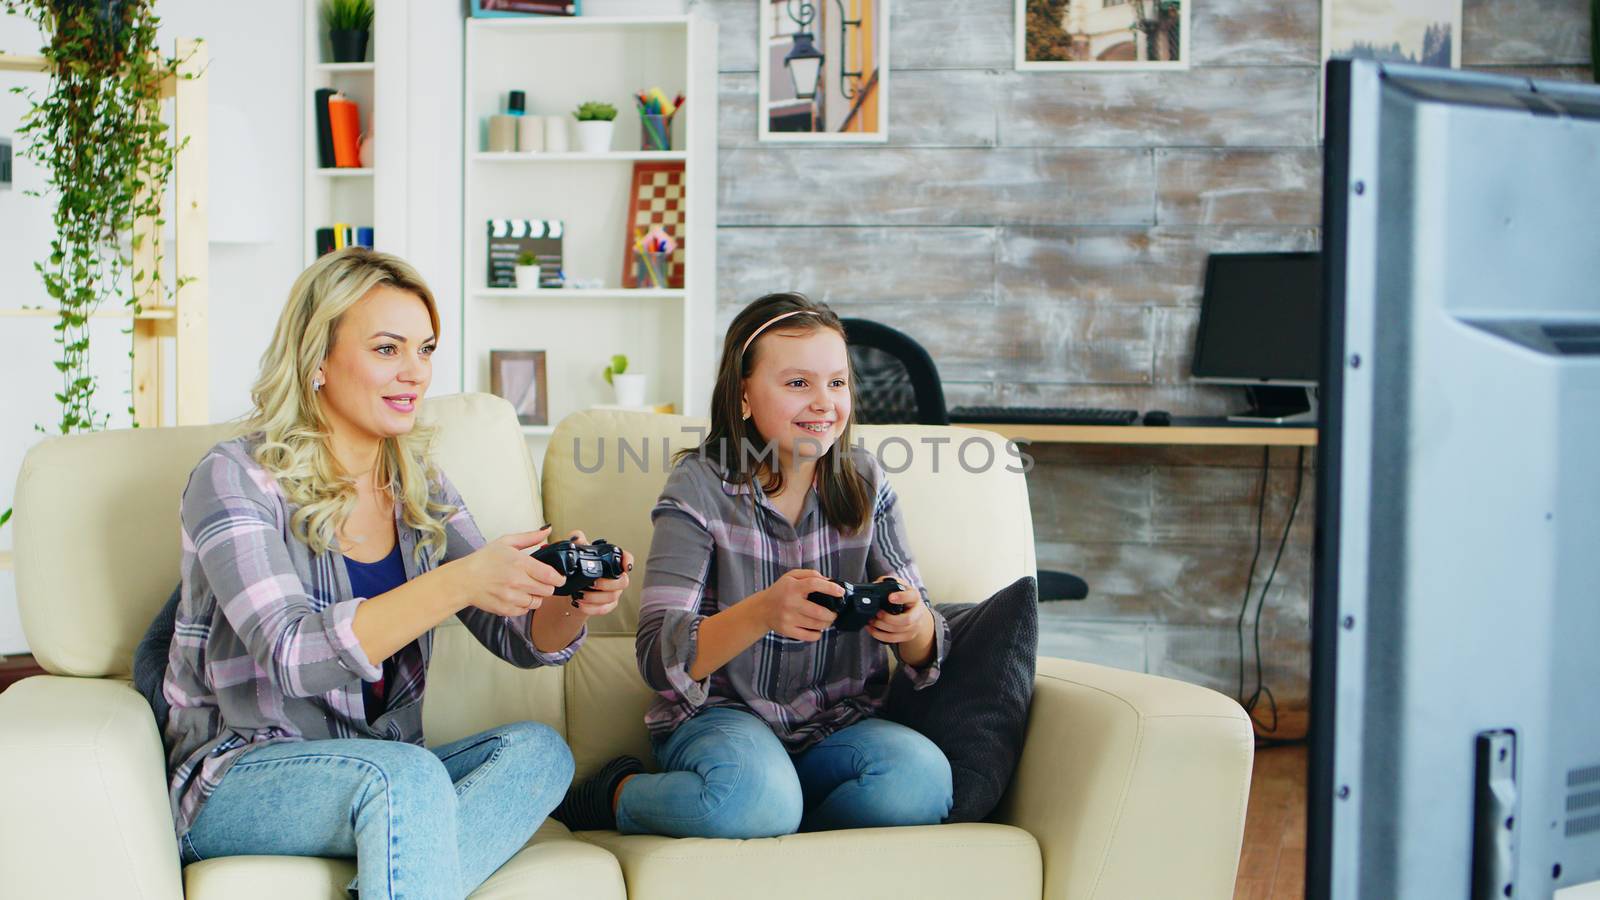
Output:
[
  {"xmin": 303, "ymin": 0, "xmax": 408, "ymax": 265},
  {"xmin": 461, "ymin": 14, "xmax": 717, "ymax": 435}
]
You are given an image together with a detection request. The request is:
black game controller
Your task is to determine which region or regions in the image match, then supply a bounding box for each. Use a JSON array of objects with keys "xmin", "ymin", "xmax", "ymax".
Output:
[
  {"xmin": 530, "ymin": 538, "xmax": 626, "ymax": 597},
  {"xmin": 806, "ymin": 578, "xmax": 906, "ymax": 631}
]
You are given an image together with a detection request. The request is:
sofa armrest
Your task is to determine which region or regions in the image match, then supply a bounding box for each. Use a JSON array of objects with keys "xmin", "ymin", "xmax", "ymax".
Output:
[
  {"xmin": 0, "ymin": 676, "xmax": 183, "ymax": 900},
  {"xmin": 994, "ymin": 657, "xmax": 1254, "ymax": 900}
]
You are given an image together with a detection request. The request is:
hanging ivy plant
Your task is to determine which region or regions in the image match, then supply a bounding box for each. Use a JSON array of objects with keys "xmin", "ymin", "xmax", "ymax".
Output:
[{"xmin": 4, "ymin": 0, "xmax": 186, "ymax": 435}]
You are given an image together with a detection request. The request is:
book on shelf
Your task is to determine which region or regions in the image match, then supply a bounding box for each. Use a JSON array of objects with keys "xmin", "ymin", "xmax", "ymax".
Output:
[
  {"xmin": 314, "ymin": 88, "xmax": 337, "ymax": 168},
  {"xmin": 486, "ymin": 219, "xmax": 564, "ymax": 289},
  {"xmin": 317, "ymin": 225, "xmax": 372, "ymax": 256}
]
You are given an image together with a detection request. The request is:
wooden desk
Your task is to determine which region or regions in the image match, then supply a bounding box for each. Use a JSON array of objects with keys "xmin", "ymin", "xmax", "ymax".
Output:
[{"xmin": 967, "ymin": 423, "xmax": 1318, "ymax": 447}]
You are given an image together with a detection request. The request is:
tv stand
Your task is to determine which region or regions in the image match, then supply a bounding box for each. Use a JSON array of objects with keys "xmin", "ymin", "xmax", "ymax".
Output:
[{"xmin": 1229, "ymin": 386, "xmax": 1318, "ymax": 424}]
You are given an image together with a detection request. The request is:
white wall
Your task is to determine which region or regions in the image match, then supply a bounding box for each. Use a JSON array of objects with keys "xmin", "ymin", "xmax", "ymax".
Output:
[{"xmin": 0, "ymin": 1, "xmax": 466, "ymax": 654}]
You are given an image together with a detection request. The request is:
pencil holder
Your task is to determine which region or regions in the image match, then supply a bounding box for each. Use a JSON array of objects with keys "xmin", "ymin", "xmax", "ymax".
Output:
[
  {"xmin": 634, "ymin": 249, "xmax": 670, "ymax": 288},
  {"xmin": 640, "ymin": 113, "xmax": 671, "ymax": 151}
]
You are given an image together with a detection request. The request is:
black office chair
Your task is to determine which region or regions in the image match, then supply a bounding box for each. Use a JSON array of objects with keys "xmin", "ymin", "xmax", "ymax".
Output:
[
  {"xmin": 840, "ymin": 318, "xmax": 949, "ymax": 426},
  {"xmin": 839, "ymin": 318, "xmax": 1088, "ymax": 602}
]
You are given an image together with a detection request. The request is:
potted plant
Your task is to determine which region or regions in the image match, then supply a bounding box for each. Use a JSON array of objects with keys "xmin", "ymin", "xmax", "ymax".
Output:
[
  {"xmin": 573, "ymin": 101, "xmax": 617, "ymax": 153},
  {"xmin": 603, "ymin": 354, "xmax": 647, "ymax": 407},
  {"xmin": 326, "ymin": 0, "xmax": 374, "ymax": 64},
  {"xmin": 514, "ymin": 251, "xmax": 542, "ymax": 290}
]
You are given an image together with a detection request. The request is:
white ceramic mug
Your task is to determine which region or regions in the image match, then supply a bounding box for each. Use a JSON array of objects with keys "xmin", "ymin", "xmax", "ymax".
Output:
[
  {"xmin": 543, "ymin": 115, "xmax": 570, "ymax": 153},
  {"xmin": 517, "ymin": 115, "xmax": 544, "ymax": 153}
]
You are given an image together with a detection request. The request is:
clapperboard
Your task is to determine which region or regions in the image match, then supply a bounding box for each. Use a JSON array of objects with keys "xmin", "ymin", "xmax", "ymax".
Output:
[{"xmin": 486, "ymin": 219, "xmax": 565, "ymax": 288}]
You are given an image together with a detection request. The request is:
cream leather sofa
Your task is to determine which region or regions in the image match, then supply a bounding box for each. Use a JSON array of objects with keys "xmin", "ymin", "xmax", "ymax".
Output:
[{"xmin": 0, "ymin": 393, "xmax": 1253, "ymax": 899}]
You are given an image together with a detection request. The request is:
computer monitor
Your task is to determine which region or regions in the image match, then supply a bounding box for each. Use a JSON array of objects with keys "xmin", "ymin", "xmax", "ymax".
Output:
[
  {"xmin": 1191, "ymin": 251, "xmax": 1323, "ymax": 422},
  {"xmin": 1311, "ymin": 59, "xmax": 1600, "ymax": 899}
]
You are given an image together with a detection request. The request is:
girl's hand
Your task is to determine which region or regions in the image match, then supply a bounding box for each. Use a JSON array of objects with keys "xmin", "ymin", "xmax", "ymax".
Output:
[
  {"xmin": 558, "ymin": 529, "xmax": 632, "ymax": 619},
  {"xmin": 452, "ymin": 526, "xmax": 564, "ymax": 616},
  {"xmin": 756, "ymin": 568, "xmax": 841, "ymax": 641},
  {"xmin": 865, "ymin": 575, "xmax": 930, "ymax": 646}
]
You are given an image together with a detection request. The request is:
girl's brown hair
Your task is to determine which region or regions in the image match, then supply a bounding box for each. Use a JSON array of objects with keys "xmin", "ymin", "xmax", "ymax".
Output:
[{"xmin": 679, "ymin": 291, "xmax": 872, "ymax": 533}]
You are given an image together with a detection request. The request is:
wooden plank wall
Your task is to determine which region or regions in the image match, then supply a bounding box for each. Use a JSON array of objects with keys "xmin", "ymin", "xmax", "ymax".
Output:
[{"xmin": 689, "ymin": 0, "xmax": 1592, "ymax": 733}]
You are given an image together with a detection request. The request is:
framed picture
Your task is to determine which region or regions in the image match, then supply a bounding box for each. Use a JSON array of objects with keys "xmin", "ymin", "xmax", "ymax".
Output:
[
  {"xmin": 1322, "ymin": 0, "xmax": 1459, "ymax": 68},
  {"xmin": 489, "ymin": 350, "xmax": 548, "ymax": 426},
  {"xmin": 758, "ymin": 0, "xmax": 889, "ymax": 142},
  {"xmin": 1016, "ymin": 0, "xmax": 1191, "ymax": 71},
  {"xmin": 621, "ymin": 161, "xmax": 687, "ymax": 289},
  {"xmin": 1320, "ymin": 0, "xmax": 1460, "ymax": 129}
]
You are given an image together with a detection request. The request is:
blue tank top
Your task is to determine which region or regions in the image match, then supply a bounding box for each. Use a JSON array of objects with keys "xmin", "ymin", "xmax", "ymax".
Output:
[{"xmin": 344, "ymin": 542, "xmax": 407, "ymax": 724}]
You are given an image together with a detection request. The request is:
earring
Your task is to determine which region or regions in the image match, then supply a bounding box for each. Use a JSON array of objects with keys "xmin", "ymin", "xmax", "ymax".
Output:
[{"xmin": 312, "ymin": 379, "xmax": 323, "ymax": 392}]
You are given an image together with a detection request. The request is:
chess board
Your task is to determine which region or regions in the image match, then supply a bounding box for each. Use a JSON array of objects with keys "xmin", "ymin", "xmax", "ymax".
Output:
[{"xmin": 622, "ymin": 161, "xmax": 686, "ymax": 289}]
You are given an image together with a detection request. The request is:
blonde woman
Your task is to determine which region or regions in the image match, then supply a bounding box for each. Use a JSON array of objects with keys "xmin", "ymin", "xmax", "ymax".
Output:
[{"xmin": 158, "ymin": 248, "xmax": 632, "ymax": 899}]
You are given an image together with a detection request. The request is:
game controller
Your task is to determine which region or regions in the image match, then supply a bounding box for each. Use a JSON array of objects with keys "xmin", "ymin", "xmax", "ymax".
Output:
[
  {"xmin": 806, "ymin": 578, "xmax": 907, "ymax": 631},
  {"xmin": 529, "ymin": 538, "xmax": 626, "ymax": 597}
]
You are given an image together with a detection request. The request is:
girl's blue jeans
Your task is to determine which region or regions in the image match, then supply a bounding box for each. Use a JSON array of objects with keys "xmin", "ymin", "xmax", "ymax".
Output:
[
  {"xmin": 615, "ymin": 706, "xmax": 952, "ymax": 838},
  {"xmin": 179, "ymin": 721, "xmax": 573, "ymax": 900}
]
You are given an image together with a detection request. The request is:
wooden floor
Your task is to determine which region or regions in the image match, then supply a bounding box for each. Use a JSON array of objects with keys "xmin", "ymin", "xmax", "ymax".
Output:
[{"xmin": 1234, "ymin": 743, "xmax": 1308, "ymax": 900}]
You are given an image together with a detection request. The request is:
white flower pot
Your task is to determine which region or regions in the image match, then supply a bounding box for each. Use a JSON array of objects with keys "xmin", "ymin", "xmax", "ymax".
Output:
[
  {"xmin": 575, "ymin": 120, "xmax": 615, "ymax": 153},
  {"xmin": 514, "ymin": 264, "xmax": 542, "ymax": 290},
  {"xmin": 611, "ymin": 373, "xmax": 647, "ymax": 407}
]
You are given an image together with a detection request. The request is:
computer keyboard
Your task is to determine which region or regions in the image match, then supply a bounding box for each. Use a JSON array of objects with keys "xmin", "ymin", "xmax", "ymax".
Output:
[{"xmin": 948, "ymin": 405, "xmax": 1140, "ymax": 426}]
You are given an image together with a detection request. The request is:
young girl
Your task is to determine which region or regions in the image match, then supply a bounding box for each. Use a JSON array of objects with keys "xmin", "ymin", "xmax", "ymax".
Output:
[{"xmin": 555, "ymin": 292, "xmax": 952, "ymax": 838}]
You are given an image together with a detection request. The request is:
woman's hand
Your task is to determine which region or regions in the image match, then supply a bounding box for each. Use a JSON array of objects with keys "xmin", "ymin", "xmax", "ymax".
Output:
[
  {"xmin": 557, "ymin": 529, "xmax": 632, "ymax": 620},
  {"xmin": 865, "ymin": 575, "xmax": 933, "ymax": 652},
  {"xmin": 756, "ymin": 569, "xmax": 841, "ymax": 641},
  {"xmin": 450, "ymin": 526, "xmax": 565, "ymax": 616}
]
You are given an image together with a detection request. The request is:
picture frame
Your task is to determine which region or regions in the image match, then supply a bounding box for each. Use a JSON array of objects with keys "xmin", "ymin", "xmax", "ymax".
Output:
[
  {"xmin": 489, "ymin": 350, "xmax": 549, "ymax": 426},
  {"xmin": 1319, "ymin": 0, "xmax": 1461, "ymax": 130},
  {"xmin": 1015, "ymin": 0, "xmax": 1191, "ymax": 71},
  {"xmin": 758, "ymin": 0, "xmax": 890, "ymax": 143},
  {"xmin": 1321, "ymin": 0, "xmax": 1460, "ymax": 69},
  {"xmin": 621, "ymin": 161, "xmax": 687, "ymax": 289}
]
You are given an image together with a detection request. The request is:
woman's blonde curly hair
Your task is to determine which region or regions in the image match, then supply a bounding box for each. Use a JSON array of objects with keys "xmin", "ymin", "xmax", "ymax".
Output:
[{"xmin": 241, "ymin": 247, "xmax": 453, "ymax": 567}]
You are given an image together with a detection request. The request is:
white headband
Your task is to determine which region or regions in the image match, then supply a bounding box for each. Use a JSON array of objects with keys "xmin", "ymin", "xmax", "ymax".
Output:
[{"xmin": 739, "ymin": 309, "xmax": 809, "ymax": 359}]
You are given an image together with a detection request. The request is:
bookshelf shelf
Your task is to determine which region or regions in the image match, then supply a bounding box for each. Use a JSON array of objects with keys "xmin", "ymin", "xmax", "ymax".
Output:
[
  {"xmin": 314, "ymin": 167, "xmax": 374, "ymax": 177},
  {"xmin": 473, "ymin": 287, "xmax": 685, "ymax": 301},
  {"xmin": 472, "ymin": 151, "xmax": 687, "ymax": 164},
  {"xmin": 472, "ymin": 16, "xmax": 692, "ymax": 32},
  {"xmin": 462, "ymin": 14, "xmax": 717, "ymax": 438},
  {"xmin": 315, "ymin": 62, "xmax": 375, "ymax": 74}
]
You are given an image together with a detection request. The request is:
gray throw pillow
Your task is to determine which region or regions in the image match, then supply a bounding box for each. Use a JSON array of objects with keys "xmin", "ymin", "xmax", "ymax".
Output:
[
  {"xmin": 885, "ymin": 576, "xmax": 1038, "ymax": 823},
  {"xmin": 132, "ymin": 584, "xmax": 182, "ymax": 731}
]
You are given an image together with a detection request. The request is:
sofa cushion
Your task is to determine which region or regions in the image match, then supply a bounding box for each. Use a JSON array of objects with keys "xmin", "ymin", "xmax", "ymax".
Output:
[
  {"xmin": 576, "ymin": 823, "xmax": 1041, "ymax": 900},
  {"xmin": 541, "ymin": 410, "xmax": 1038, "ymax": 636},
  {"xmin": 12, "ymin": 392, "xmax": 541, "ymax": 678},
  {"xmin": 886, "ymin": 576, "xmax": 1039, "ymax": 822},
  {"xmin": 422, "ymin": 617, "xmax": 567, "ymax": 747},
  {"xmin": 563, "ymin": 635, "xmax": 659, "ymax": 781},
  {"xmin": 182, "ymin": 819, "xmax": 624, "ymax": 900}
]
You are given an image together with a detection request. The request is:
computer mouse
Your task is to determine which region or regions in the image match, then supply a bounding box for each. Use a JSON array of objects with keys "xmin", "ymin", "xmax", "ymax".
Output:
[{"xmin": 1143, "ymin": 410, "xmax": 1172, "ymax": 426}]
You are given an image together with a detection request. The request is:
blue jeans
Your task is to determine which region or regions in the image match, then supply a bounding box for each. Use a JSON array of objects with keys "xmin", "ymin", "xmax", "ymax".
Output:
[
  {"xmin": 179, "ymin": 721, "xmax": 573, "ymax": 900},
  {"xmin": 615, "ymin": 707, "xmax": 952, "ymax": 838}
]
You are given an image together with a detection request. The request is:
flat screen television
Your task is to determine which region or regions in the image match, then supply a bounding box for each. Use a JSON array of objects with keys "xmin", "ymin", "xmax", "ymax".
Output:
[{"xmin": 1312, "ymin": 59, "xmax": 1600, "ymax": 899}]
